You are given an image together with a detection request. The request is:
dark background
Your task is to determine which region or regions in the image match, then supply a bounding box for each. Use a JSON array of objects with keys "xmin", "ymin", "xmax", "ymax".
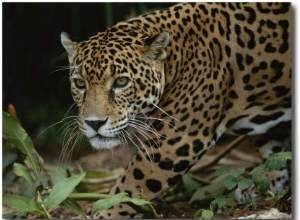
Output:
[{"xmin": 3, "ymin": 3, "xmax": 174, "ymax": 156}]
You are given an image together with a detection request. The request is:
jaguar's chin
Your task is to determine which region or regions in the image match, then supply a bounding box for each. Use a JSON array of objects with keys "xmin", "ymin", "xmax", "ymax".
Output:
[{"xmin": 89, "ymin": 135, "xmax": 121, "ymax": 150}]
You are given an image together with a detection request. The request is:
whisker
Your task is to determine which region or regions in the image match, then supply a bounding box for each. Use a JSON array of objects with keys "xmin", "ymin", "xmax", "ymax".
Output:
[
  {"xmin": 136, "ymin": 113, "xmax": 181, "ymax": 134},
  {"xmin": 139, "ymin": 115, "xmax": 173, "ymax": 127},
  {"xmin": 38, "ymin": 103, "xmax": 77, "ymax": 137},
  {"xmin": 60, "ymin": 120, "xmax": 77, "ymax": 144},
  {"xmin": 60, "ymin": 74, "xmax": 70, "ymax": 84},
  {"xmin": 59, "ymin": 118, "xmax": 81, "ymax": 165},
  {"xmin": 128, "ymin": 121, "xmax": 161, "ymax": 149},
  {"xmin": 65, "ymin": 130, "xmax": 83, "ymax": 164},
  {"xmin": 129, "ymin": 118, "xmax": 165, "ymax": 139},
  {"xmin": 123, "ymin": 129, "xmax": 153, "ymax": 168},
  {"xmin": 130, "ymin": 131, "xmax": 154, "ymax": 164},
  {"xmin": 136, "ymin": 138, "xmax": 154, "ymax": 163},
  {"xmin": 117, "ymin": 131, "xmax": 128, "ymax": 148},
  {"xmin": 128, "ymin": 119, "xmax": 155, "ymax": 134},
  {"xmin": 37, "ymin": 115, "xmax": 76, "ymax": 138},
  {"xmin": 128, "ymin": 124, "xmax": 156, "ymax": 149},
  {"xmin": 48, "ymin": 66, "xmax": 70, "ymax": 76},
  {"xmin": 151, "ymin": 103, "xmax": 181, "ymax": 122}
]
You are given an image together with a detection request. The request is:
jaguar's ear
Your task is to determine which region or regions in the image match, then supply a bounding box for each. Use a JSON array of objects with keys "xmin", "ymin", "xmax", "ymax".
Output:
[
  {"xmin": 60, "ymin": 32, "xmax": 78, "ymax": 61},
  {"xmin": 143, "ymin": 32, "xmax": 170, "ymax": 61}
]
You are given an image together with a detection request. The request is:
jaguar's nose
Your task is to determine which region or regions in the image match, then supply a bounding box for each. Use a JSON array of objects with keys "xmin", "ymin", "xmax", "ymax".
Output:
[{"xmin": 85, "ymin": 118, "xmax": 108, "ymax": 131}]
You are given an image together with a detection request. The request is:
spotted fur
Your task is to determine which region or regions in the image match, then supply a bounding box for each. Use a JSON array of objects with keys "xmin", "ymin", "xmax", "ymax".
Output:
[{"xmin": 61, "ymin": 3, "xmax": 291, "ymax": 218}]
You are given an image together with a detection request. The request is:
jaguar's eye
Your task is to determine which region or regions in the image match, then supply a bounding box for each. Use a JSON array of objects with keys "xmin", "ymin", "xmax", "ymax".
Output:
[
  {"xmin": 113, "ymin": 77, "xmax": 129, "ymax": 88},
  {"xmin": 74, "ymin": 78, "xmax": 86, "ymax": 90}
]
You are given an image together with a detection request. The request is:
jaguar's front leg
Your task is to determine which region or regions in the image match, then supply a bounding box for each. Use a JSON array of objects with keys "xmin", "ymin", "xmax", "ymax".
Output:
[{"xmin": 93, "ymin": 134, "xmax": 209, "ymax": 218}]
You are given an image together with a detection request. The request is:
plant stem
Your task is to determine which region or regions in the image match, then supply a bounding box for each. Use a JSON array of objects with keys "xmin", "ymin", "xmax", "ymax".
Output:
[
  {"xmin": 139, "ymin": 190, "xmax": 160, "ymax": 218},
  {"xmin": 68, "ymin": 193, "xmax": 110, "ymax": 201},
  {"xmin": 36, "ymin": 191, "xmax": 52, "ymax": 219}
]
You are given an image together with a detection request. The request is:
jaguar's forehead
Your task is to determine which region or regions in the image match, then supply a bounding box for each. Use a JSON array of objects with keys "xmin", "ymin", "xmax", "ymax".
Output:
[
  {"xmin": 77, "ymin": 28, "xmax": 147, "ymax": 54},
  {"xmin": 73, "ymin": 29, "xmax": 147, "ymax": 74}
]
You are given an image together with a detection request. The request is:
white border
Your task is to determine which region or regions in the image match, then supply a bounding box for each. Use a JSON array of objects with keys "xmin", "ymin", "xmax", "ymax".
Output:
[{"xmin": 1, "ymin": 1, "xmax": 299, "ymax": 219}]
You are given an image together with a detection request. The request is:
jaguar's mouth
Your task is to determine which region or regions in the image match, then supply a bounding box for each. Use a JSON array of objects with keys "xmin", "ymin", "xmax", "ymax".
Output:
[{"xmin": 89, "ymin": 134, "xmax": 121, "ymax": 150}]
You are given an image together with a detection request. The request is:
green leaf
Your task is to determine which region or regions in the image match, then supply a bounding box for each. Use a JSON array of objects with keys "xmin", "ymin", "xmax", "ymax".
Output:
[
  {"xmin": 19, "ymin": 178, "xmax": 35, "ymax": 198},
  {"xmin": 209, "ymin": 196, "xmax": 225, "ymax": 212},
  {"xmin": 3, "ymin": 169, "xmax": 17, "ymax": 192},
  {"xmin": 92, "ymin": 192, "xmax": 127, "ymax": 213},
  {"xmin": 276, "ymin": 188, "xmax": 289, "ymax": 200},
  {"xmin": 223, "ymin": 175, "xmax": 238, "ymax": 190},
  {"xmin": 2, "ymin": 112, "xmax": 41, "ymax": 183},
  {"xmin": 215, "ymin": 196, "xmax": 226, "ymax": 209},
  {"xmin": 213, "ymin": 166, "xmax": 229, "ymax": 177},
  {"xmin": 44, "ymin": 172, "xmax": 86, "ymax": 209},
  {"xmin": 278, "ymin": 152, "xmax": 292, "ymax": 160},
  {"xmin": 3, "ymin": 194, "xmax": 41, "ymax": 213},
  {"xmin": 252, "ymin": 172, "xmax": 270, "ymax": 194},
  {"xmin": 238, "ymin": 179, "xmax": 253, "ymax": 190},
  {"xmin": 251, "ymin": 165, "xmax": 265, "ymax": 175},
  {"xmin": 92, "ymin": 192, "xmax": 151, "ymax": 214},
  {"xmin": 182, "ymin": 174, "xmax": 201, "ymax": 193},
  {"xmin": 23, "ymin": 138, "xmax": 41, "ymax": 181},
  {"xmin": 2, "ymin": 112, "xmax": 27, "ymax": 141},
  {"xmin": 209, "ymin": 199, "xmax": 217, "ymax": 212},
  {"xmin": 60, "ymin": 198, "xmax": 86, "ymax": 217},
  {"xmin": 13, "ymin": 163, "xmax": 35, "ymax": 187},
  {"xmin": 194, "ymin": 209, "xmax": 203, "ymax": 218},
  {"xmin": 264, "ymin": 153, "xmax": 289, "ymax": 171},
  {"xmin": 123, "ymin": 197, "xmax": 151, "ymax": 206},
  {"xmin": 189, "ymin": 176, "xmax": 225, "ymax": 204},
  {"xmin": 202, "ymin": 209, "xmax": 214, "ymax": 219},
  {"xmin": 2, "ymin": 211, "xmax": 26, "ymax": 219},
  {"xmin": 3, "ymin": 151, "xmax": 18, "ymax": 168},
  {"xmin": 229, "ymin": 168, "xmax": 245, "ymax": 178},
  {"xmin": 51, "ymin": 166, "xmax": 68, "ymax": 185}
]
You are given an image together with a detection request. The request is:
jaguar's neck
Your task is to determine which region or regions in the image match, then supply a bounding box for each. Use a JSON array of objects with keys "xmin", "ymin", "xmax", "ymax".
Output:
[{"xmin": 122, "ymin": 3, "xmax": 208, "ymax": 88}]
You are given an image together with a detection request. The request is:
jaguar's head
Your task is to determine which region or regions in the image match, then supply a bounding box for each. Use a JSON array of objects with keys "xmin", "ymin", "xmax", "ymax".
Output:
[{"xmin": 60, "ymin": 30, "xmax": 169, "ymax": 149}]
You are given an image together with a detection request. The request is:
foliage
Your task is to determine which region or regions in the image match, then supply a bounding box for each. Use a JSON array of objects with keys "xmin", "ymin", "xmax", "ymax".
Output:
[
  {"xmin": 3, "ymin": 111, "xmax": 85, "ymax": 218},
  {"xmin": 2, "ymin": 111, "xmax": 152, "ymax": 218},
  {"xmin": 188, "ymin": 151, "xmax": 291, "ymax": 219},
  {"xmin": 92, "ymin": 192, "xmax": 154, "ymax": 216}
]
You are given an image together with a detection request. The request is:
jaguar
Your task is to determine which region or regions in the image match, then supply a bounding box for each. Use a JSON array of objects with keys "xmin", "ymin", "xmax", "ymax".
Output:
[{"xmin": 60, "ymin": 3, "xmax": 291, "ymax": 218}]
